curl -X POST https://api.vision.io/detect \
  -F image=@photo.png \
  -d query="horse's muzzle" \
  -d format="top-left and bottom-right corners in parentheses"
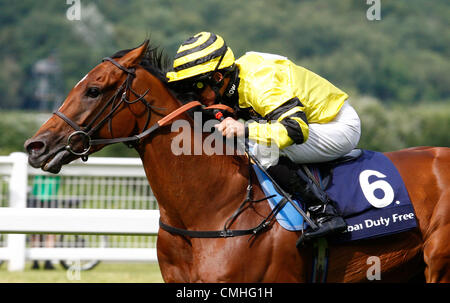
top-left (24, 136), bottom-right (70, 173)
top-left (25, 137), bottom-right (49, 167)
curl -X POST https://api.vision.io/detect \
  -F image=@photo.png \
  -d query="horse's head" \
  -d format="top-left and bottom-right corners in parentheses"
top-left (25, 40), bottom-right (164, 173)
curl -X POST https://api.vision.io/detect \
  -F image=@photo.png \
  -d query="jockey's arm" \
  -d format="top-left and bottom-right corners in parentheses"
top-left (215, 97), bottom-right (309, 149)
top-left (246, 97), bottom-right (309, 149)
top-left (215, 57), bottom-right (313, 148)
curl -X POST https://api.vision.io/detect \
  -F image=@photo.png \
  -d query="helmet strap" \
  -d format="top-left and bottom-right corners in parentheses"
top-left (214, 48), bottom-right (227, 73)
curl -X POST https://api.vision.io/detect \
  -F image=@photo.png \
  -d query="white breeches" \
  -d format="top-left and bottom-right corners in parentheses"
top-left (249, 101), bottom-right (361, 168)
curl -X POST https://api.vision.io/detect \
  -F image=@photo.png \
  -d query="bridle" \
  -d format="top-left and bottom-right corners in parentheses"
top-left (54, 57), bottom-right (232, 161)
top-left (54, 57), bottom-right (159, 161)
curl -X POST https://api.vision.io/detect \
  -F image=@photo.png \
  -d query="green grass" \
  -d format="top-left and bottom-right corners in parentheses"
top-left (0, 262), bottom-right (164, 283)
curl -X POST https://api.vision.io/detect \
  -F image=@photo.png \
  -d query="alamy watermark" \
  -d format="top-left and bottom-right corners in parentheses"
top-left (366, 0), bottom-right (381, 21)
top-left (66, 0), bottom-right (81, 21)
top-left (366, 256), bottom-right (381, 280)
top-left (66, 259), bottom-right (81, 281)
top-left (170, 113), bottom-right (280, 162)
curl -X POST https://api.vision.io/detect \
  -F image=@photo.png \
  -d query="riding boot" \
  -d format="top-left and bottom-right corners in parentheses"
top-left (296, 203), bottom-right (347, 246)
top-left (267, 159), bottom-right (347, 245)
top-left (293, 169), bottom-right (347, 246)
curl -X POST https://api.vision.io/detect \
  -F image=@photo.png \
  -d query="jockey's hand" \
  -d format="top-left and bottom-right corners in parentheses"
top-left (215, 117), bottom-right (245, 139)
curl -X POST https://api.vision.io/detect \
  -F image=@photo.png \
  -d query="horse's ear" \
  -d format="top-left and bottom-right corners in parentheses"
top-left (119, 40), bottom-right (149, 68)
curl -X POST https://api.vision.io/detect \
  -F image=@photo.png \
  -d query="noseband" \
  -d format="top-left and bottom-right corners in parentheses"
top-left (54, 57), bottom-right (152, 161)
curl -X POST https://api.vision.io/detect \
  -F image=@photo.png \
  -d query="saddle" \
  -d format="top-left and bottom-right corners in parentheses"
top-left (269, 149), bottom-right (363, 196)
top-left (302, 148), bottom-right (363, 188)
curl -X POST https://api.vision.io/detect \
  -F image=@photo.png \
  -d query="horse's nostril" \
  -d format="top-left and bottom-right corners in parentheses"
top-left (26, 140), bottom-right (46, 156)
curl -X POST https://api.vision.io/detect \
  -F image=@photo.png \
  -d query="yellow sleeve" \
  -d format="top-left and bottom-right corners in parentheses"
top-left (237, 53), bottom-right (309, 149)
top-left (247, 99), bottom-right (309, 149)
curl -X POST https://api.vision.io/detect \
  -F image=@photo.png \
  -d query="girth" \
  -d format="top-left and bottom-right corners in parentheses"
top-left (159, 182), bottom-right (286, 239)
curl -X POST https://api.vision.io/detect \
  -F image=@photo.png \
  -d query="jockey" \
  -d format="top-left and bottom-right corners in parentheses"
top-left (166, 32), bottom-right (361, 243)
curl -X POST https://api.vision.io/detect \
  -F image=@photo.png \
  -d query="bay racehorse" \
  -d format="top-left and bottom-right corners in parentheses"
top-left (24, 41), bottom-right (450, 282)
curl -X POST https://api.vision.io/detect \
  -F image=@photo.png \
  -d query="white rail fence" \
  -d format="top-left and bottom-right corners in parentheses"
top-left (0, 152), bottom-right (160, 271)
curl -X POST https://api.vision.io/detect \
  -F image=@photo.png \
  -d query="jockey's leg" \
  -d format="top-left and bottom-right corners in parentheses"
top-left (270, 101), bottom-right (361, 245)
top-left (267, 159), bottom-right (347, 245)
top-left (280, 101), bottom-right (361, 164)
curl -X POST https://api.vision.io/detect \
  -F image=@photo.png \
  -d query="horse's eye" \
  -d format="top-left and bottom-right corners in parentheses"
top-left (86, 87), bottom-right (101, 98)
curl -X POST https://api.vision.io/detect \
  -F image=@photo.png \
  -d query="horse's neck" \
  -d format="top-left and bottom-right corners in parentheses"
top-left (133, 81), bottom-right (249, 229)
top-left (139, 134), bottom-right (248, 229)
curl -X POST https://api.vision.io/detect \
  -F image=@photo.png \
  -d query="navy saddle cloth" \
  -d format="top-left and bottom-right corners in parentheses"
top-left (253, 150), bottom-right (417, 242)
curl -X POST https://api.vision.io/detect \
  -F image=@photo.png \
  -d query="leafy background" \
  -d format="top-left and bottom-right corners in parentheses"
top-left (0, 0), bottom-right (448, 156)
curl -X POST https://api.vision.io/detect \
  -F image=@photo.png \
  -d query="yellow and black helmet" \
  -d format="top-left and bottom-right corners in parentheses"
top-left (166, 32), bottom-right (235, 83)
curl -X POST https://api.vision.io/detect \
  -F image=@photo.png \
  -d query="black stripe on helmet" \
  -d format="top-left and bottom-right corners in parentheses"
top-left (173, 43), bottom-right (228, 72)
top-left (175, 33), bottom-right (218, 60)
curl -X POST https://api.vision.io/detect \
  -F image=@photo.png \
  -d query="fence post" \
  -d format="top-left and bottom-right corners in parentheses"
top-left (7, 152), bottom-right (28, 271)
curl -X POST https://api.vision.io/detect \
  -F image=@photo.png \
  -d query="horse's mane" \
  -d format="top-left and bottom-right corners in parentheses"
top-left (110, 40), bottom-right (171, 84)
